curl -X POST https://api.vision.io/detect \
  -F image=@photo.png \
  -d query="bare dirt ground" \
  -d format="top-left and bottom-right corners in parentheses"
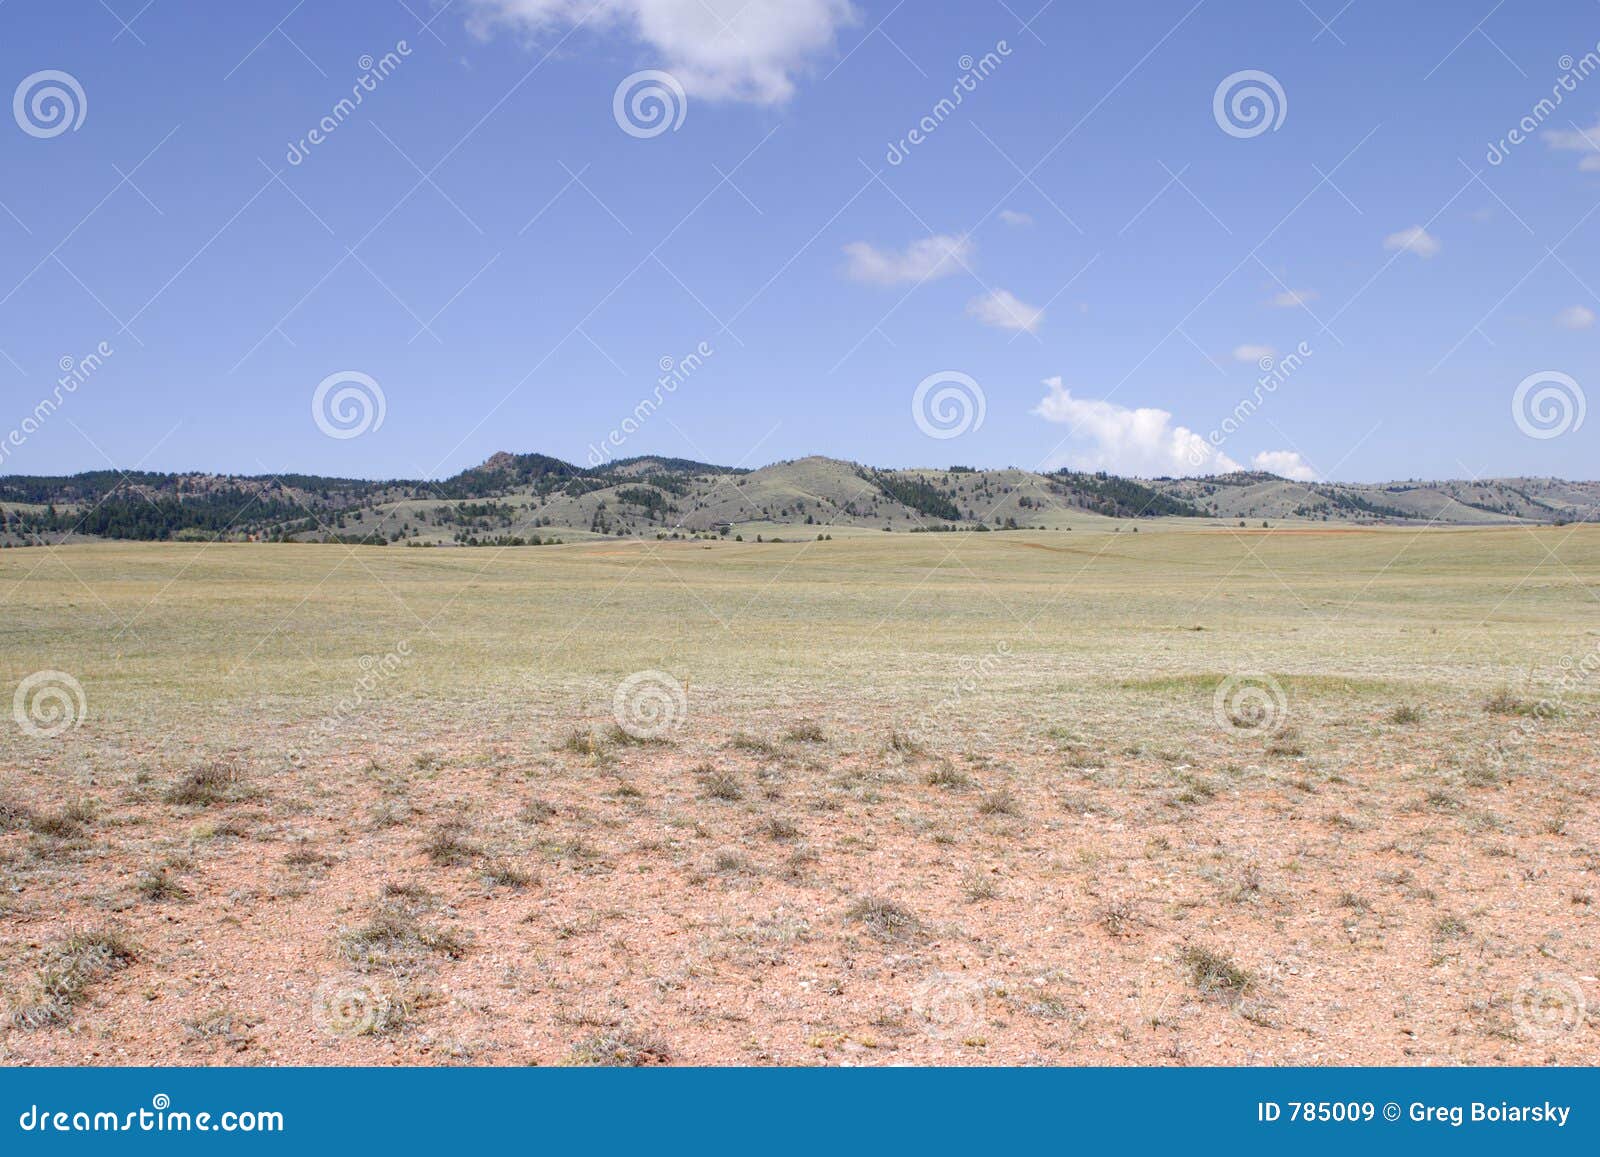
top-left (1, 529), bottom-right (1596, 1066)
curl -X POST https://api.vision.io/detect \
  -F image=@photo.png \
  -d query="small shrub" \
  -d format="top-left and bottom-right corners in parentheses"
top-left (1388, 703), bottom-right (1426, 725)
top-left (164, 762), bottom-right (246, 807)
top-left (783, 721), bottom-right (826, 743)
top-left (1180, 946), bottom-right (1252, 1002)
top-left (845, 896), bottom-right (925, 942)
top-left (519, 798), bottom-right (556, 824)
top-left (565, 1029), bottom-right (671, 1067)
top-left (925, 764), bottom-right (971, 790)
top-left (136, 868), bottom-right (191, 904)
top-left (977, 789), bottom-right (1019, 817)
top-left (763, 816), bottom-right (800, 842)
top-left (423, 823), bottom-right (482, 866)
top-left (695, 764), bottom-right (742, 802)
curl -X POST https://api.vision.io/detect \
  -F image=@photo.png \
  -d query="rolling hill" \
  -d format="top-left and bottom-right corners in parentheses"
top-left (2, 454), bottom-right (1596, 546)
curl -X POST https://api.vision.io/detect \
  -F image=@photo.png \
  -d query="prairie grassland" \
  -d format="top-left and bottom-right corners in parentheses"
top-left (0, 525), bottom-right (1596, 1065)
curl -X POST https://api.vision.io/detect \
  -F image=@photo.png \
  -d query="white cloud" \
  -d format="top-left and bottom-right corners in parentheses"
top-left (464, 0), bottom-right (856, 103)
top-left (1268, 288), bottom-right (1317, 307)
top-left (1543, 120), bottom-right (1600, 169)
top-left (1556, 304), bottom-right (1596, 330)
top-left (1251, 450), bottom-right (1317, 481)
top-left (1032, 379), bottom-right (1240, 477)
top-left (1382, 225), bottom-right (1440, 258)
top-left (998, 209), bottom-right (1033, 226)
top-left (842, 234), bottom-right (971, 285)
top-left (1233, 344), bottom-right (1275, 363)
top-left (967, 288), bottom-right (1043, 333)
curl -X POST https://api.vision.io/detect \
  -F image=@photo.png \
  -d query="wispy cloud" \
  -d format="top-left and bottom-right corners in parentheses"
top-left (464, 0), bottom-right (857, 103)
top-left (842, 234), bottom-right (972, 285)
top-left (1382, 224), bottom-right (1440, 258)
top-left (1268, 288), bottom-right (1317, 307)
top-left (998, 209), bottom-right (1034, 226)
top-left (967, 288), bottom-right (1043, 332)
top-left (1556, 304), bottom-right (1595, 330)
top-left (1542, 119), bottom-right (1600, 170)
top-left (1232, 344), bottom-right (1275, 362)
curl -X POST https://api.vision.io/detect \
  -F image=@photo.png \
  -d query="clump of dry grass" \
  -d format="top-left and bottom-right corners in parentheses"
top-left (694, 764), bottom-right (742, 802)
top-left (1388, 702), bottom-right (1426, 725)
top-left (783, 720), bottom-right (826, 743)
top-left (925, 764), bottom-right (970, 790)
top-left (164, 761), bottom-right (248, 807)
top-left (1098, 900), bottom-right (1138, 937)
top-left (26, 799), bottom-right (96, 839)
top-left (482, 860), bottom-right (535, 889)
top-left (1483, 686), bottom-right (1544, 717)
top-left (888, 730), bottom-right (927, 758)
top-left (423, 821), bottom-right (482, 866)
top-left (977, 788), bottom-right (1019, 817)
top-left (9, 927), bottom-right (137, 1030)
top-left (337, 894), bottom-right (468, 965)
top-left (136, 866), bottom-right (191, 903)
top-left (845, 896), bottom-right (926, 943)
top-left (727, 732), bottom-right (777, 756)
top-left (961, 867), bottom-right (1001, 902)
top-left (564, 1029), bottom-right (671, 1066)
top-left (518, 798), bottom-right (556, 824)
top-left (1265, 725), bottom-right (1305, 758)
top-left (763, 816), bottom-right (800, 841)
top-left (1180, 945), bottom-right (1253, 1002)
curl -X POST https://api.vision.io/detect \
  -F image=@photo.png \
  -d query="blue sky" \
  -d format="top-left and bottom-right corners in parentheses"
top-left (1, 0), bottom-right (1597, 482)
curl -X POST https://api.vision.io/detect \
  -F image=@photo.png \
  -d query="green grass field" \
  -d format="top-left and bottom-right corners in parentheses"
top-left (1, 526), bottom-right (1596, 1065)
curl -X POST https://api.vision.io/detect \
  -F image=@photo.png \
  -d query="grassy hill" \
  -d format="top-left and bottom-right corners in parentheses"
top-left (3, 453), bottom-right (1597, 546)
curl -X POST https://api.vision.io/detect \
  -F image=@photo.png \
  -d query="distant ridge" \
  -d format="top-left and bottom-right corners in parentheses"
top-left (2, 453), bottom-right (1596, 545)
